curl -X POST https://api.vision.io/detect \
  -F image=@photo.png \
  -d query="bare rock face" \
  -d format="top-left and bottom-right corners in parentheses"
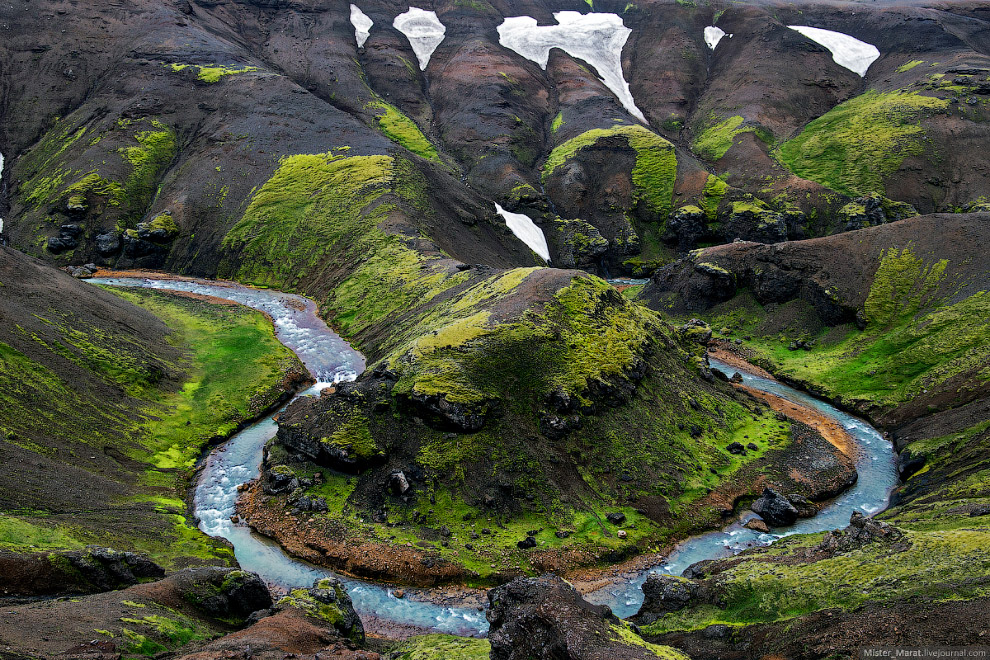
top-left (487, 574), bottom-right (683, 660)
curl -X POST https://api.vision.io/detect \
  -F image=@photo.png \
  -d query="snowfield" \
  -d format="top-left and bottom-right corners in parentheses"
top-left (497, 12), bottom-right (646, 123)
top-left (350, 4), bottom-right (373, 49)
top-left (495, 203), bottom-right (551, 262)
top-left (787, 25), bottom-right (880, 77)
top-left (393, 7), bottom-right (446, 70)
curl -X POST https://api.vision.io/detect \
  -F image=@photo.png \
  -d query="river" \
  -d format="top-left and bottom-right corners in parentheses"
top-left (89, 276), bottom-right (898, 635)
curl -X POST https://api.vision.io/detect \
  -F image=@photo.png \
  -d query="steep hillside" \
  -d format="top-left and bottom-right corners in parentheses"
top-left (0, 246), bottom-right (305, 567)
top-left (0, 0), bottom-right (988, 280)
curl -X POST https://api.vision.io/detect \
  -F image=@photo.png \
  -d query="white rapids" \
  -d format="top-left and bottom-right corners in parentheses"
top-left (497, 12), bottom-right (647, 123)
top-left (494, 203), bottom-right (551, 263)
top-left (393, 7), bottom-right (447, 70)
top-left (787, 25), bottom-right (880, 77)
top-left (350, 4), bottom-right (373, 49)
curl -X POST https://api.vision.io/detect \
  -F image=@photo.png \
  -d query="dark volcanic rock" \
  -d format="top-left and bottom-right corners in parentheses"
top-left (487, 574), bottom-right (669, 660)
top-left (633, 574), bottom-right (700, 625)
top-left (751, 487), bottom-right (800, 527)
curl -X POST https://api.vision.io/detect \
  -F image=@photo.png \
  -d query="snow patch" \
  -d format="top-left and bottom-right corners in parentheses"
top-left (787, 25), bottom-right (879, 77)
top-left (704, 26), bottom-right (730, 50)
top-left (497, 12), bottom-right (646, 123)
top-left (494, 203), bottom-right (550, 262)
top-left (393, 7), bottom-right (446, 70)
top-left (350, 4), bottom-right (373, 48)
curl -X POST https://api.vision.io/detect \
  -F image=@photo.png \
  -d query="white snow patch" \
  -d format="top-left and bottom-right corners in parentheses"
top-left (393, 7), bottom-right (446, 70)
top-left (350, 4), bottom-right (373, 48)
top-left (494, 203), bottom-right (550, 262)
top-left (787, 25), bottom-right (880, 77)
top-left (704, 26), bottom-right (730, 50)
top-left (497, 12), bottom-right (646, 123)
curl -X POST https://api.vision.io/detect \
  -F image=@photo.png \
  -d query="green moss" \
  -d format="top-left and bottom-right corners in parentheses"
top-left (277, 579), bottom-right (360, 641)
top-left (551, 111), bottom-right (565, 133)
top-left (64, 172), bottom-right (125, 207)
top-left (897, 60), bottom-right (924, 73)
top-left (778, 90), bottom-right (948, 196)
top-left (322, 416), bottom-right (382, 460)
top-left (700, 174), bottom-right (729, 220)
top-left (692, 115), bottom-right (745, 160)
top-left (168, 63), bottom-right (260, 83)
top-left (543, 125), bottom-right (677, 216)
top-left (366, 101), bottom-right (440, 161)
top-left (222, 151), bottom-right (397, 290)
top-left (118, 125), bottom-right (177, 224)
top-left (642, 528), bottom-right (990, 635)
top-left (389, 634), bottom-right (491, 659)
top-left (611, 623), bottom-right (690, 658)
top-left (0, 514), bottom-right (84, 552)
top-left (147, 213), bottom-right (179, 236)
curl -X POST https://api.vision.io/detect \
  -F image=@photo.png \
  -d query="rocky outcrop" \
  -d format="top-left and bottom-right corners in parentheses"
top-left (632, 574), bottom-right (703, 625)
top-left (487, 575), bottom-right (685, 660)
top-left (275, 577), bottom-right (364, 644)
top-left (0, 547), bottom-right (163, 597)
top-left (816, 511), bottom-right (905, 554)
top-left (750, 488), bottom-right (800, 527)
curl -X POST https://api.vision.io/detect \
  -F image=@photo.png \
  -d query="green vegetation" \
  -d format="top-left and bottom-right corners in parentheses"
top-left (778, 90), bottom-right (948, 197)
top-left (222, 151), bottom-right (397, 289)
top-left (692, 115), bottom-right (745, 160)
top-left (897, 59), bottom-right (924, 73)
top-left (551, 111), bottom-right (565, 133)
top-left (700, 174), bottom-right (729, 219)
top-left (277, 578), bottom-right (362, 641)
top-left (387, 635), bottom-right (491, 659)
top-left (542, 124), bottom-right (677, 216)
top-left (118, 123), bottom-right (177, 226)
top-left (641, 527), bottom-right (990, 634)
top-left (0, 288), bottom-right (301, 566)
top-left (167, 63), bottom-right (260, 83)
top-left (367, 100), bottom-right (440, 161)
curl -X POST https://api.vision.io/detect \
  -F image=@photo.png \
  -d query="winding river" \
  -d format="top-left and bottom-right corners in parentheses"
top-left (90, 276), bottom-right (898, 635)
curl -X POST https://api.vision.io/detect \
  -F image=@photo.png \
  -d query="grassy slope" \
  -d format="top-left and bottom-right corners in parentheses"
top-left (0, 286), bottom-right (302, 567)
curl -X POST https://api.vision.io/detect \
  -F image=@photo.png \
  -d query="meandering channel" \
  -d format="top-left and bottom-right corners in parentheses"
top-left (89, 276), bottom-right (898, 635)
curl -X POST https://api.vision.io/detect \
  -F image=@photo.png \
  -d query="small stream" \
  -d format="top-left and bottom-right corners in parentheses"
top-left (90, 277), bottom-right (897, 635)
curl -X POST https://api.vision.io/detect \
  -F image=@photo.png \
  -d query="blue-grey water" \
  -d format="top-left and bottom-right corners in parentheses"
top-left (90, 277), bottom-right (897, 633)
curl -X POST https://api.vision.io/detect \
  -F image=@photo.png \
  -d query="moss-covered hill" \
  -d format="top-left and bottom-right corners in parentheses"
top-left (237, 258), bottom-right (853, 584)
top-left (0, 246), bottom-right (305, 568)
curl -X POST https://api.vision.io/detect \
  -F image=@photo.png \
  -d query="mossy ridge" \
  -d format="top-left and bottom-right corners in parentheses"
top-left (366, 100), bottom-right (441, 161)
top-left (700, 174), bottom-right (729, 220)
top-left (691, 115), bottom-right (769, 161)
top-left (0, 288), bottom-right (300, 567)
top-left (221, 151), bottom-right (396, 289)
top-left (777, 89), bottom-right (948, 197)
top-left (542, 125), bottom-right (678, 217)
top-left (167, 63), bottom-right (260, 83)
top-left (640, 527), bottom-right (990, 635)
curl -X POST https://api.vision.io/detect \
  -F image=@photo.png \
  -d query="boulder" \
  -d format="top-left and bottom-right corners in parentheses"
top-left (605, 512), bottom-right (626, 525)
top-left (170, 567), bottom-right (273, 620)
top-left (277, 577), bottom-right (364, 643)
top-left (750, 488), bottom-right (799, 526)
top-left (633, 574), bottom-right (699, 625)
top-left (517, 536), bottom-right (537, 549)
top-left (488, 574), bottom-right (674, 660)
top-left (726, 442), bottom-right (745, 455)
top-left (264, 464), bottom-right (299, 495)
top-left (816, 511), bottom-right (904, 554)
top-left (95, 231), bottom-right (121, 255)
top-left (743, 518), bottom-right (770, 533)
